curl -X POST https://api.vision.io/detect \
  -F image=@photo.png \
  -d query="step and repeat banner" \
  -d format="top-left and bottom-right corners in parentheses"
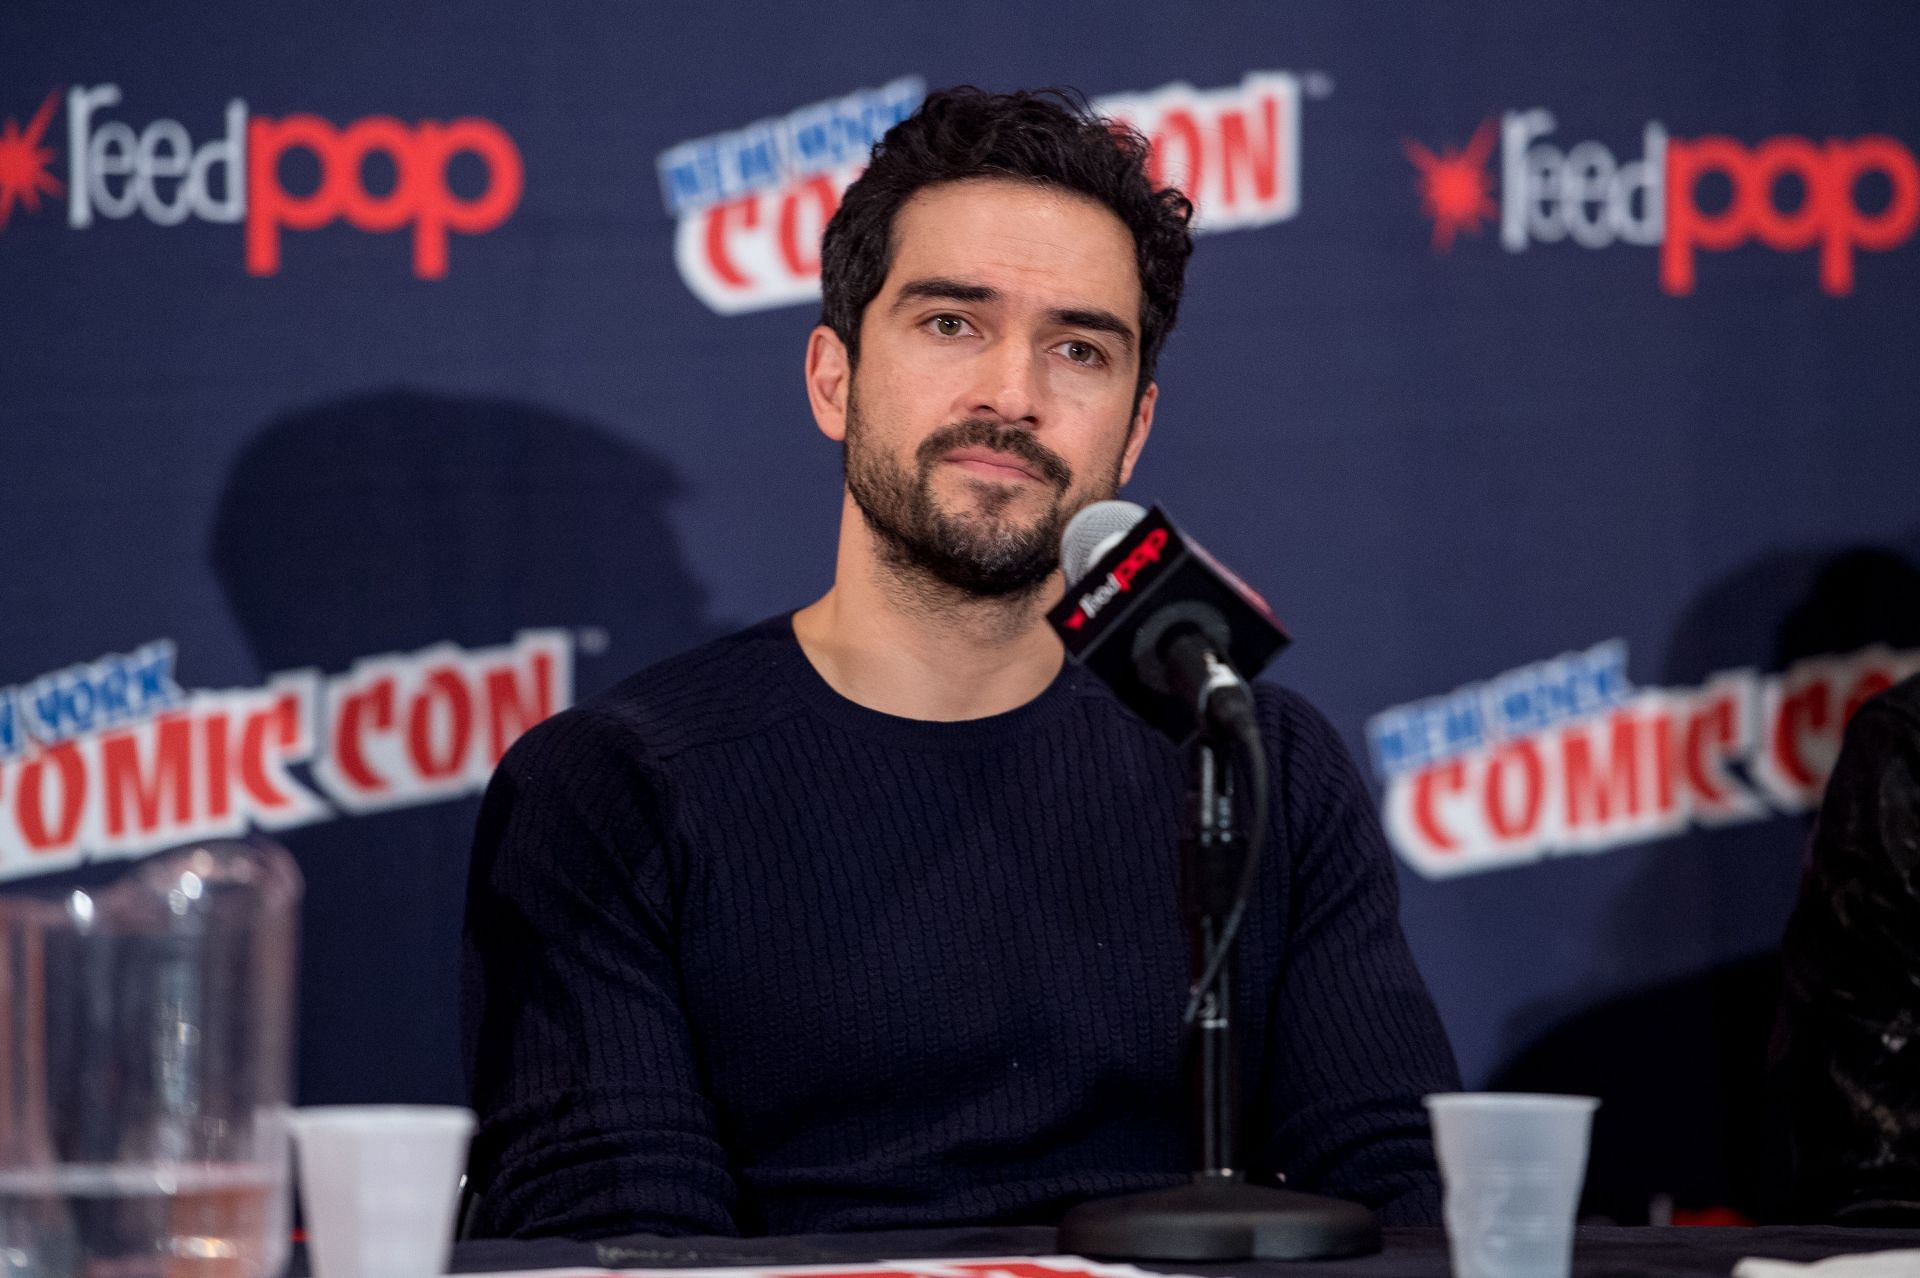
top-left (4, 0), bottom-right (1917, 1222)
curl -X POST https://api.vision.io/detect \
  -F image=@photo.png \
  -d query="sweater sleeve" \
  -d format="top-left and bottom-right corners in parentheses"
top-left (1251, 688), bottom-right (1462, 1225)
top-left (460, 709), bottom-right (738, 1239)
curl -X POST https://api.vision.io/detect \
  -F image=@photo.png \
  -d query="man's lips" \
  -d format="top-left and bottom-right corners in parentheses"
top-left (942, 447), bottom-right (1042, 483)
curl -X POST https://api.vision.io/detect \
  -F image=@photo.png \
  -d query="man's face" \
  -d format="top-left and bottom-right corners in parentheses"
top-left (820, 177), bottom-right (1158, 598)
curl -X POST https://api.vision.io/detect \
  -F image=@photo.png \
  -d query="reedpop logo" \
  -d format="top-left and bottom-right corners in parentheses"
top-left (1404, 110), bottom-right (1920, 294)
top-left (0, 84), bottom-right (523, 277)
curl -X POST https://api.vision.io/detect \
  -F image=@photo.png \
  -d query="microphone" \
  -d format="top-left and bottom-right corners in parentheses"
top-left (1051, 508), bottom-right (1376, 1264)
top-left (1050, 501), bottom-right (1290, 743)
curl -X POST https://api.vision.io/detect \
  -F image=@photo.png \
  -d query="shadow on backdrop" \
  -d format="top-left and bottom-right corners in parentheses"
top-left (1488, 531), bottom-right (1920, 1223)
top-left (211, 389), bottom-right (722, 1105)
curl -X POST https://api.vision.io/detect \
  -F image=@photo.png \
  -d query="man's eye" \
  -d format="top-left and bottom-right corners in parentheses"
top-left (931, 315), bottom-right (966, 336)
top-left (1061, 340), bottom-right (1105, 366)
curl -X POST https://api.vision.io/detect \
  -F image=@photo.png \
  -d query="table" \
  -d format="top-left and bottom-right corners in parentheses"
top-left (442, 1224), bottom-right (1920, 1277)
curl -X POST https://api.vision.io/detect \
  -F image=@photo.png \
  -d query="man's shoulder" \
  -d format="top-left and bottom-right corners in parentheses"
top-left (1055, 674), bottom-right (1364, 815)
top-left (506, 616), bottom-right (806, 774)
top-left (1251, 681), bottom-right (1352, 765)
top-left (1246, 680), bottom-right (1376, 824)
top-left (1059, 669), bottom-right (1349, 764)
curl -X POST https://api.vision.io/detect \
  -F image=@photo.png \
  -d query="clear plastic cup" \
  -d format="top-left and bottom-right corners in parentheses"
top-left (290, 1106), bottom-right (474, 1278)
top-left (1424, 1093), bottom-right (1599, 1278)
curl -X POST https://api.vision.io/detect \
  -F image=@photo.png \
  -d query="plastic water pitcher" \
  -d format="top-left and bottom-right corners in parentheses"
top-left (0, 839), bottom-right (302, 1278)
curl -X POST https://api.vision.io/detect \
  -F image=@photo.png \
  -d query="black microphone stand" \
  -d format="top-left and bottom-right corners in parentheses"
top-left (1057, 712), bottom-right (1382, 1261)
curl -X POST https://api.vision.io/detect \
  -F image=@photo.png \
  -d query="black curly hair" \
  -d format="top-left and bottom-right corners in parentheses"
top-left (818, 87), bottom-right (1195, 403)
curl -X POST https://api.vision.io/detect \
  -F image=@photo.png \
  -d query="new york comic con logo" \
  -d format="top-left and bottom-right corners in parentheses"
top-left (1404, 110), bottom-right (1920, 294)
top-left (660, 72), bottom-right (1312, 314)
top-left (1369, 639), bottom-right (1920, 878)
top-left (0, 85), bottom-right (522, 277)
top-left (0, 633), bottom-right (569, 882)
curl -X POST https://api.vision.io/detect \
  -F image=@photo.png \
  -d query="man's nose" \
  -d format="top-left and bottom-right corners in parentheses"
top-left (967, 338), bottom-right (1043, 428)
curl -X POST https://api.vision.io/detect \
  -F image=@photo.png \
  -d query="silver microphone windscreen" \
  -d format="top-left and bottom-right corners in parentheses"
top-left (1060, 500), bottom-right (1148, 583)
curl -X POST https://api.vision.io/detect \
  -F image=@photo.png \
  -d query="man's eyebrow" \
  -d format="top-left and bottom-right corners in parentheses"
top-left (890, 277), bottom-right (999, 309)
top-left (1049, 307), bottom-right (1137, 354)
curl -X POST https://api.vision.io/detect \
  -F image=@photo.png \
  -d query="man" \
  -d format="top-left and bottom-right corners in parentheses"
top-left (462, 87), bottom-right (1459, 1240)
top-left (1770, 671), bottom-right (1920, 1223)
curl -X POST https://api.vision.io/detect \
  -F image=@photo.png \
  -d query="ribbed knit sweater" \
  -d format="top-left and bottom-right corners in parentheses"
top-left (460, 615), bottom-right (1460, 1240)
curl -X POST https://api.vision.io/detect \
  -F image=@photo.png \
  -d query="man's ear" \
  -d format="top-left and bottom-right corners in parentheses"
top-left (806, 326), bottom-right (852, 442)
top-left (1117, 380), bottom-right (1158, 486)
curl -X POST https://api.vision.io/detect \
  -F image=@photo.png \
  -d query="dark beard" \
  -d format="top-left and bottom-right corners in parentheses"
top-left (843, 400), bottom-right (1093, 599)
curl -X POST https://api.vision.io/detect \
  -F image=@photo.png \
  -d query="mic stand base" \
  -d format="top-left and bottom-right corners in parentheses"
top-left (1056, 1175), bottom-right (1381, 1262)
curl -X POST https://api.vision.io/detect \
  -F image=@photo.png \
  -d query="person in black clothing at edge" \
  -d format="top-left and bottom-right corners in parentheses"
top-left (1771, 671), bottom-right (1920, 1223)
top-left (460, 87), bottom-right (1461, 1240)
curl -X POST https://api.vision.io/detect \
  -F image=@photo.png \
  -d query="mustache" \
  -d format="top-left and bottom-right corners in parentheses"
top-left (915, 419), bottom-right (1073, 489)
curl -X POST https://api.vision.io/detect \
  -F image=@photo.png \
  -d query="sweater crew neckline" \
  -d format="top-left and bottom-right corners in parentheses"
top-left (756, 612), bottom-right (1084, 750)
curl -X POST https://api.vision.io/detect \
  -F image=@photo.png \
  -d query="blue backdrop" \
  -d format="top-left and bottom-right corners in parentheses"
top-left (5, 0), bottom-right (1918, 1223)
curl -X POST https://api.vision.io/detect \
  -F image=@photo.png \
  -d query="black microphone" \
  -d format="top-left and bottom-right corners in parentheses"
top-left (1050, 507), bottom-right (1378, 1262)
top-left (1049, 501), bottom-right (1290, 743)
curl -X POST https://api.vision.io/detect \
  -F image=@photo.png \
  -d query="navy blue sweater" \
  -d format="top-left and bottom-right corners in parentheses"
top-left (461, 616), bottom-right (1459, 1239)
